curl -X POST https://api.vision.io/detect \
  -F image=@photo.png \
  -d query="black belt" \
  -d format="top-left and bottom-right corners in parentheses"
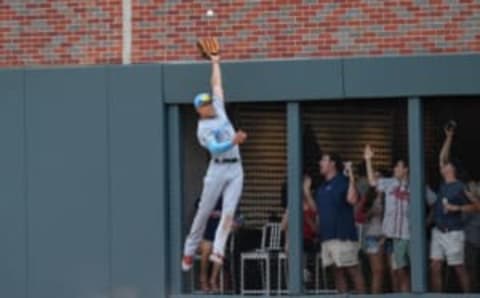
top-left (214, 158), bottom-right (239, 164)
top-left (436, 226), bottom-right (461, 233)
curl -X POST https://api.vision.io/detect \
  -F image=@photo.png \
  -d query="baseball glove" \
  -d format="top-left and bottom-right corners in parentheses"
top-left (197, 37), bottom-right (220, 59)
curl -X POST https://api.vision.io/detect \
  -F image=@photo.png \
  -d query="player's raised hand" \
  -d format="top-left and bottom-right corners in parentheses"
top-left (233, 130), bottom-right (247, 145)
top-left (210, 54), bottom-right (220, 63)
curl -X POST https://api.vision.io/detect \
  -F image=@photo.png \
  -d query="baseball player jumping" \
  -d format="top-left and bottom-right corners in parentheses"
top-left (182, 38), bottom-right (247, 277)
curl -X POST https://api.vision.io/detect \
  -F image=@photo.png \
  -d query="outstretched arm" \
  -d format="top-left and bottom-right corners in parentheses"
top-left (210, 55), bottom-right (224, 100)
top-left (345, 162), bottom-right (358, 205)
top-left (439, 127), bottom-right (454, 168)
top-left (364, 144), bottom-right (377, 187)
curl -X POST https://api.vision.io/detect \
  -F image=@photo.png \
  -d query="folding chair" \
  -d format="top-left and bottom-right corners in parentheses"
top-left (240, 223), bottom-right (284, 295)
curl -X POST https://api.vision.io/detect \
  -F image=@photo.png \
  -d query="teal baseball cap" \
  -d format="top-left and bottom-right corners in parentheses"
top-left (193, 93), bottom-right (212, 108)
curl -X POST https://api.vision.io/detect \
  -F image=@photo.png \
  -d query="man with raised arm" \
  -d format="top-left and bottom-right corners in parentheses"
top-left (430, 124), bottom-right (474, 292)
top-left (315, 154), bottom-right (366, 293)
top-left (182, 41), bottom-right (247, 292)
top-left (364, 145), bottom-right (411, 292)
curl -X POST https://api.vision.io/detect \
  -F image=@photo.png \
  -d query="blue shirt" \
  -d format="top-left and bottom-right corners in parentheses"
top-left (315, 174), bottom-right (357, 242)
top-left (434, 181), bottom-right (468, 231)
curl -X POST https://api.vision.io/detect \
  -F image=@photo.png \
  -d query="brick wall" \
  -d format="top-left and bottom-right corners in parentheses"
top-left (0, 0), bottom-right (122, 67)
top-left (1, 0), bottom-right (480, 67)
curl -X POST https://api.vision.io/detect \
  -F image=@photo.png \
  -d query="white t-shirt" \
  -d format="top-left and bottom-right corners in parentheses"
top-left (197, 96), bottom-right (240, 160)
top-left (377, 178), bottom-right (410, 240)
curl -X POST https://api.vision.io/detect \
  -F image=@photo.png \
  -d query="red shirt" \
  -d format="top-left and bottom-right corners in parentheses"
top-left (355, 195), bottom-right (367, 224)
top-left (304, 207), bottom-right (317, 240)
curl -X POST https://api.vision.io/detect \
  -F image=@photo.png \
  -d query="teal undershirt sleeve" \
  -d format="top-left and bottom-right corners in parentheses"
top-left (207, 139), bottom-right (234, 154)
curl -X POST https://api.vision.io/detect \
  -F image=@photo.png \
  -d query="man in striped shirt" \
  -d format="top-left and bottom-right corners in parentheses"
top-left (364, 145), bottom-right (411, 292)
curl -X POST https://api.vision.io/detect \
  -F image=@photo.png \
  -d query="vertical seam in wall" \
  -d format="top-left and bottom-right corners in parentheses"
top-left (122, 0), bottom-right (132, 65)
top-left (105, 67), bottom-right (113, 298)
top-left (160, 64), bottom-right (168, 296)
top-left (22, 70), bottom-right (29, 298)
top-left (161, 65), bottom-right (172, 297)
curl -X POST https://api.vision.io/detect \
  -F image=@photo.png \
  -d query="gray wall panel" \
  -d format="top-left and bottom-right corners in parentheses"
top-left (165, 55), bottom-right (480, 103)
top-left (0, 70), bottom-right (26, 298)
top-left (25, 68), bottom-right (109, 298)
top-left (163, 63), bottom-right (207, 104)
top-left (107, 66), bottom-right (165, 298)
top-left (164, 59), bottom-right (343, 103)
top-left (344, 55), bottom-right (480, 98)
top-left (0, 53), bottom-right (478, 298)
top-left (167, 106), bottom-right (183, 293)
top-left (181, 106), bottom-right (207, 232)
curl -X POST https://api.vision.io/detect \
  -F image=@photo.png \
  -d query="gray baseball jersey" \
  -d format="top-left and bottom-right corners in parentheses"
top-left (197, 96), bottom-right (240, 160)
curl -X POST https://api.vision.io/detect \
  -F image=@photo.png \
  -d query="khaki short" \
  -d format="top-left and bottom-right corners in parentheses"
top-left (322, 240), bottom-right (359, 268)
top-left (430, 228), bottom-right (465, 266)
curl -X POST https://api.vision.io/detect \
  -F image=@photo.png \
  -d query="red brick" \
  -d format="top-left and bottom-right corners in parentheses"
top-left (1, 0), bottom-right (480, 66)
